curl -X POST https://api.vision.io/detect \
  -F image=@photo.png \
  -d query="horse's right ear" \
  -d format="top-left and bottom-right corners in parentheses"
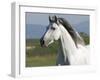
top-left (49, 16), bottom-right (52, 22)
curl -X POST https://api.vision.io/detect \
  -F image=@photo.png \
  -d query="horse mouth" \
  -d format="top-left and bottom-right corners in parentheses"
top-left (40, 37), bottom-right (54, 47)
top-left (41, 43), bottom-right (48, 47)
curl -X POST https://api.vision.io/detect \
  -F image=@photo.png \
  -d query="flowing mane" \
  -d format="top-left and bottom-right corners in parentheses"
top-left (58, 18), bottom-right (85, 47)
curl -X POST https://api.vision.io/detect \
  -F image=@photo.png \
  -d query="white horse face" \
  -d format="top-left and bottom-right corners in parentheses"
top-left (40, 16), bottom-right (61, 47)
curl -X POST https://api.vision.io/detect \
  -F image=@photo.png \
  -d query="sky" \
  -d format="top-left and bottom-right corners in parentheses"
top-left (26, 12), bottom-right (89, 26)
top-left (26, 12), bottom-right (89, 39)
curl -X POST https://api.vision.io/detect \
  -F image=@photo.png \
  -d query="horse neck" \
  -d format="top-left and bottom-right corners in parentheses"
top-left (59, 25), bottom-right (77, 62)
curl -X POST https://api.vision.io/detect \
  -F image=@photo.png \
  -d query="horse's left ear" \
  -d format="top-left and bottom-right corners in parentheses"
top-left (54, 16), bottom-right (60, 25)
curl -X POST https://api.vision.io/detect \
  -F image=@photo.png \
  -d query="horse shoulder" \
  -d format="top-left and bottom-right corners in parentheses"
top-left (74, 44), bottom-right (90, 64)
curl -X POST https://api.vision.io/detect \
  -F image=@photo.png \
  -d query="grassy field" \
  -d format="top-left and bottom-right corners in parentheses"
top-left (26, 55), bottom-right (56, 67)
top-left (26, 39), bottom-right (58, 67)
top-left (26, 32), bottom-right (89, 67)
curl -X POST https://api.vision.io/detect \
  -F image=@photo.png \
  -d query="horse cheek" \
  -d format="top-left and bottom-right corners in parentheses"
top-left (54, 31), bottom-right (60, 40)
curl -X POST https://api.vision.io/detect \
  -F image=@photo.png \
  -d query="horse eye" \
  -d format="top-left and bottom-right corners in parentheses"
top-left (51, 27), bottom-right (56, 30)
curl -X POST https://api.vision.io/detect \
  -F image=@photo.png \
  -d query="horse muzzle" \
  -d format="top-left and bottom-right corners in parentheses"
top-left (40, 38), bottom-right (47, 47)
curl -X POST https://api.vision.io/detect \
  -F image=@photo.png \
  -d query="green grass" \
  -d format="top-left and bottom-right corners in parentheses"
top-left (26, 39), bottom-right (58, 67)
top-left (79, 32), bottom-right (90, 45)
top-left (26, 54), bottom-right (56, 67)
top-left (26, 39), bottom-right (58, 56)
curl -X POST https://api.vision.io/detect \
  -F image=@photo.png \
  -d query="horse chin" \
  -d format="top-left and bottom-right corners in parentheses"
top-left (44, 40), bottom-right (54, 47)
top-left (42, 44), bottom-right (48, 47)
top-left (41, 42), bottom-right (49, 47)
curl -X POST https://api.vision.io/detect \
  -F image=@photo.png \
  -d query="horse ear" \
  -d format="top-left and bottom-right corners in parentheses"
top-left (54, 15), bottom-right (57, 22)
top-left (49, 16), bottom-right (52, 22)
top-left (54, 16), bottom-right (60, 25)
